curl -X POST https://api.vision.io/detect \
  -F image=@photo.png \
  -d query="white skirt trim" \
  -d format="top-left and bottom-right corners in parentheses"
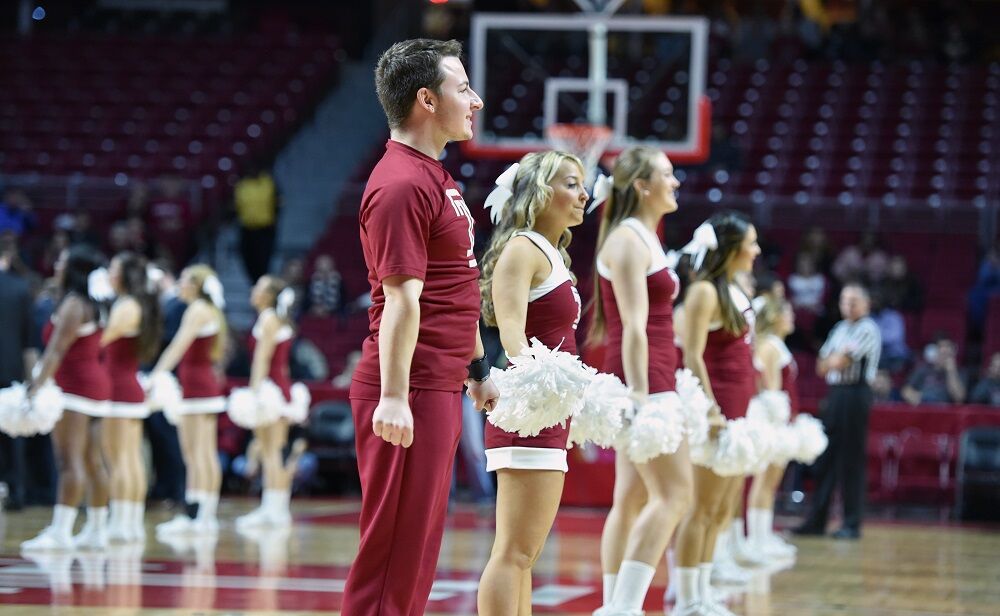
top-left (108, 401), bottom-right (150, 419)
top-left (177, 396), bottom-right (226, 414)
top-left (63, 394), bottom-right (111, 417)
top-left (485, 446), bottom-right (568, 472)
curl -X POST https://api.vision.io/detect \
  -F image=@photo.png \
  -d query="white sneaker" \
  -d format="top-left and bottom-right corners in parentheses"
top-left (108, 523), bottom-right (133, 544)
top-left (190, 516), bottom-right (220, 535)
top-left (765, 534), bottom-right (797, 555)
top-left (236, 507), bottom-right (291, 531)
top-left (21, 527), bottom-right (74, 552)
top-left (702, 599), bottom-right (738, 616)
top-left (711, 558), bottom-right (751, 585)
top-left (670, 602), bottom-right (707, 616)
top-left (73, 522), bottom-right (108, 551)
top-left (156, 514), bottom-right (193, 536)
top-left (730, 536), bottom-right (768, 567)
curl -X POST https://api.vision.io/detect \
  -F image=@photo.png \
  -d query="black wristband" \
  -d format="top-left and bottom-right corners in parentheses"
top-left (467, 354), bottom-right (490, 382)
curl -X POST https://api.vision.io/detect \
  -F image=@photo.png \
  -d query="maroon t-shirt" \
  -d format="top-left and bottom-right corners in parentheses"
top-left (353, 141), bottom-right (480, 392)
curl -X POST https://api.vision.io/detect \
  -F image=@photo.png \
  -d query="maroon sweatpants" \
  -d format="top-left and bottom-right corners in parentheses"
top-left (341, 382), bottom-right (463, 616)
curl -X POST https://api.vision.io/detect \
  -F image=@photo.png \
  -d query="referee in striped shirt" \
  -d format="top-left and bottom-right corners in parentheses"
top-left (796, 283), bottom-right (881, 539)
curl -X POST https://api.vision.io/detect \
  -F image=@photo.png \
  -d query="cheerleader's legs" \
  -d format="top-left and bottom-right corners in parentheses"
top-left (104, 418), bottom-right (147, 502)
top-left (51, 410), bottom-right (91, 507)
top-left (600, 453), bottom-right (646, 599)
top-left (478, 468), bottom-right (565, 616)
top-left (83, 419), bottom-right (110, 507)
top-left (674, 467), bottom-right (738, 610)
top-left (748, 464), bottom-right (786, 511)
top-left (257, 419), bottom-right (291, 491)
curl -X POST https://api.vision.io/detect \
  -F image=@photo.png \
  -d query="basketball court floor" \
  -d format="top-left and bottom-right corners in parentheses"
top-left (1, 499), bottom-right (998, 615)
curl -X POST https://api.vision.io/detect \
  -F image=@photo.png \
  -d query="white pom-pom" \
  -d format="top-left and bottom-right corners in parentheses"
top-left (675, 369), bottom-right (712, 446)
top-left (487, 338), bottom-right (595, 438)
top-left (569, 372), bottom-right (628, 448)
top-left (285, 382), bottom-right (311, 424)
top-left (769, 423), bottom-right (800, 465)
top-left (227, 387), bottom-right (261, 429)
top-left (144, 372), bottom-right (183, 424)
top-left (622, 393), bottom-right (685, 464)
top-left (257, 380), bottom-right (287, 424)
top-left (711, 418), bottom-right (762, 476)
top-left (0, 382), bottom-right (65, 437)
top-left (792, 414), bottom-right (828, 464)
top-left (749, 390), bottom-right (791, 425)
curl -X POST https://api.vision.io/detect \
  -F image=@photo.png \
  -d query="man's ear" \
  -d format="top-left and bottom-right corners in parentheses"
top-left (415, 87), bottom-right (436, 114)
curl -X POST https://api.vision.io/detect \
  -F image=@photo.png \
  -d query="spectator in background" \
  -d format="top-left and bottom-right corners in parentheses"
top-left (833, 231), bottom-right (888, 284)
top-left (872, 293), bottom-right (910, 373)
top-left (308, 255), bottom-right (343, 317)
top-left (234, 161), bottom-right (279, 283)
top-left (797, 226), bottom-right (834, 276)
top-left (881, 255), bottom-right (923, 313)
top-left (147, 177), bottom-right (194, 268)
top-left (0, 189), bottom-right (37, 237)
top-left (872, 369), bottom-right (902, 403)
top-left (969, 353), bottom-right (1000, 406)
top-left (788, 254), bottom-right (826, 314)
top-left (968, 249), bottom-right (1000, 335)
top-left (37, 230), bottom-right (70, 278)
top-left (71, 211), bottom-right (101, 248)
top-left (901, 338), bottom-right (967, 405)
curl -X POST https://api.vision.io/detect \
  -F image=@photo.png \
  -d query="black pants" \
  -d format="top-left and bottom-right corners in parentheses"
top-left (239, 224), bottom-right (276, 284)
top-left (803, 384), bottom-right (872, 531)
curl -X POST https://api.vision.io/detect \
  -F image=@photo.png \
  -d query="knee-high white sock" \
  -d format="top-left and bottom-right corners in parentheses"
top-left (131, 500), bottom-right (146, 533)
top-left (713, 526), bottom-right (730, 562)
top-left (197, 491), bottom-right (218, 520)
top-left (52, 504), bottom-right (78, 537)
top-left (731, 517), bottom-right (747, 549)
top-left (108, 500), bottom-right (126, 529)
top-left (748, 507), bottom-right (768, 543)
top-left (611, 560), bottom-right (656, 610)
top-left (675, 567), bottom-right (699, 607)
top-left (760, 508), bottom-right (774, 539)
top-left (602, 573), bottom-right (617, 605)
top-left (698, 563), bottom-right (714, 603)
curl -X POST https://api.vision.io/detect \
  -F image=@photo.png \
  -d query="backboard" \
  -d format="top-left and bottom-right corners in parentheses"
top-left (463, 12), bottom-right (711, 166)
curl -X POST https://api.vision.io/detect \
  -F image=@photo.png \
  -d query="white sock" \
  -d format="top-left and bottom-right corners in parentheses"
top-left (87, 507), bottom-right (109, 532)
top-left (731, 517), bottom-right (746, 548)
top-left (748, 507), bottom-right (768, 544)
top-left (760, 508), bottom-right (774, 540)
top-left (52, 504), bottom-right (78, 537)
top-left (713, 526), bottom-right (729, 562)
top-left (185, 488), bottom-right (198, 505)
top-left (108, 500), bottom-right (126, 528)
top-left (197, 491), bottom-right (218, 520)
top-left (698, 563), bottom-right (714, 603)
top-left (262, 489), bottom-right (290, 514)
top-left (675, 567), bottom-right (699, 607)
top-left (602, 573), bottom-right (617, 606)
top-left (611, 560), bottom-right (656, 610)
top-left (131, 501), bottom-right (146, 533)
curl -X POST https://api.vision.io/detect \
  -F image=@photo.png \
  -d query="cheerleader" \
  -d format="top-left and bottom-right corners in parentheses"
top-left (21, 246), bottom-right (112, 551)
top-left (673, 212), bottom-right (760, 616)
top-left (150, 265), bottom-right (227, 535)
top-left (746, 297), bottom-right (798, 559)
top-left (102, 252), bottom-right (162, 543)
top-left (589, 146), bottom-right (693, 614)
top-left (476, 151), bottom-right (588, 615)
top-left (234, 275), bottom-right (309, 530)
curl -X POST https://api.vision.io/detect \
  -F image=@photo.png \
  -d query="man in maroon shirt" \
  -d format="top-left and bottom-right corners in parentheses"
top-left (342, 39), bottom-right (500, 615)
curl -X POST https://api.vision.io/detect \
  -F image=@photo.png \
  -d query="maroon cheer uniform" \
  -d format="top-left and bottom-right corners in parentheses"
top-left (105, 334), bottom-right (147, 418)
top-left (176, 320), bottom-right (225, 414)
top-left (484, 231), bottom-right (582, 472)
top-left (703, 285), bottom-right (756, 419)
top-left (249, 309), bottom-right (294, 402)
top-left (43, 318), bottom-right (111, 416)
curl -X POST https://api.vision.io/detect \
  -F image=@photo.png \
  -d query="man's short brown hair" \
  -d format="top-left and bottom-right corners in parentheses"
top-left (375, 38), bottom-right (463, 130)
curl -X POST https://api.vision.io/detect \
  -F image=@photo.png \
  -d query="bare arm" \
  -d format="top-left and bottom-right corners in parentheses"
top-left (491, 237), bottom-right (544, 359)
top-left (378, 275), bottom-right (423, 399)
top-left (249, 311), bottom-right (280, 389)
top-left (756, 340), bottom-right (782, 392)
top-left (681, 281), bottom-right (720, 406)
top-left (945, 364), bottom-right (967, 403)
top-left (152, 300), bottom-right (214, 374)
top-left (101, 297), bottom-right (141, 346)
top-left (29, 297), bottom-right (84, 391)
top-left (602, 228), bottom-right (652, 397)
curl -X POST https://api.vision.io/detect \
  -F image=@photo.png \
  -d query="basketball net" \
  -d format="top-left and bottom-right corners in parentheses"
top-left (545, 123), bottom-right (614, 188)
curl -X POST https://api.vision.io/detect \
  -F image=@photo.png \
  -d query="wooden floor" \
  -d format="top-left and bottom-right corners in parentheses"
top-left (1, 499), bottom-right (998, 615)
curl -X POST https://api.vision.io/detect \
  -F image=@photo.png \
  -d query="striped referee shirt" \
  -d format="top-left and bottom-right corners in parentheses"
top-left (819, 316), bottom-right (882, 386)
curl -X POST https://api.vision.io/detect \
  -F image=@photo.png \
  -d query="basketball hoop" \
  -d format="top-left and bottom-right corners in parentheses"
top-left (545, 123), bottom-right (614, 186)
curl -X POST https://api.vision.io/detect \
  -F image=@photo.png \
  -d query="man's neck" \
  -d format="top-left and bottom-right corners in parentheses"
top-left (390, 126), bottom-right (446, 160)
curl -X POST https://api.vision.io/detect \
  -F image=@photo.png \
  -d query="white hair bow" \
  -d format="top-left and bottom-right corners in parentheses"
top-left (145, 264), bottom-right (164, 294)
top-left (88, 268), bottom-right (115, 302)
top-left (276, 287), bottom-right (296, 319)
top-left (202, 275), bottom-right (226, 309)
top-left (483, 163), bottom-right (519, 224)
top-left (751, 295), bottom-right (768, 314)
top-left (587, 174), bottom-right (613, 214)
top-left (681, 222), bottom-right (719, 271)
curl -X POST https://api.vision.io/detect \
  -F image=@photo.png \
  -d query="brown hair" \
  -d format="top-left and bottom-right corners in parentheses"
top-left (696, 211), bottom-right (753, 336)
top-left (375, 38), bottom-right (463, 129)
top-left (587, 146), bottom-right (662, 345)
top-left (182, 264), bottom-right (228, 362)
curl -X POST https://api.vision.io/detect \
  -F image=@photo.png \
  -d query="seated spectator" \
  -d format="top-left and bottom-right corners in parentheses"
top-left (881, 255), bottom-right (923, 313)
top-left (0, 189), bottom-right (36, 237)
top-left (969, 353), bottom-right (1000, 406)
top-left (833, 230), bottom-right (888, 284)
top-left (901, 338), bottom-right (967, 405)
top-left (309, 255), bottom-right (343, 317)
top-left (788, 254), bottom-right (826, 313)
top-left (873, 294), bottom-right (910, 372)
top-left (967, 249), bottom-right (1000, 333)
top-left (872, 369), bottom-right (902, 403)
top-left (797, 226), bottom-right (834, 276)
